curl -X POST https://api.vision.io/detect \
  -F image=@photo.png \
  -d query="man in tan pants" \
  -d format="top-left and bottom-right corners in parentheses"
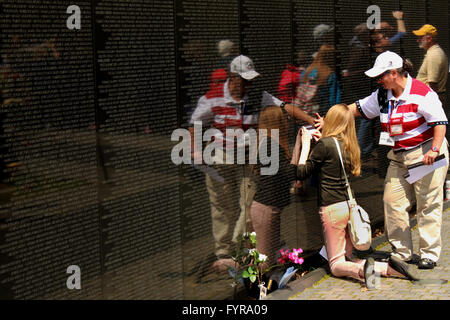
top-left (384, 140), bottom-right (448, 264)
top-left (346, 51), bottom-right (448, 269)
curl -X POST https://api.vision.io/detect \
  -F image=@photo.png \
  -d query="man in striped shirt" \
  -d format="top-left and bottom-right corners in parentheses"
top-left (348, 51), bottom-right (448, 269)
top-left (189, 55), bottom-right (315, 271)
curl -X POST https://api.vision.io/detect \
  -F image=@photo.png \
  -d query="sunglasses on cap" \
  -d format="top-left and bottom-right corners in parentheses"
top-left (374, 70), bottom-right (391, 81)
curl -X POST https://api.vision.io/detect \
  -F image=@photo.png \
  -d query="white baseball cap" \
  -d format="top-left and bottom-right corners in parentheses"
top-left (230, 55), bottom-right (260, 80)
top-left (313, 24), bottom-right (334, 41)
top-left (365, 51), bottom-right (403, 78)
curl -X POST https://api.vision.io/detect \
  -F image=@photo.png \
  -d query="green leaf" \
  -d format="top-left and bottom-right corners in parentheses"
top-left (242, 270), bottom-right (250, 278)
top-left (248, 266), bottom-right (255, 274)
top-left (250, 275), bottom-right (257, 283)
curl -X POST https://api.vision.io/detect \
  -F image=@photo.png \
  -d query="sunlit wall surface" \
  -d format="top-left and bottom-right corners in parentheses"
top-left (0, 0), bottom-right (448, 299)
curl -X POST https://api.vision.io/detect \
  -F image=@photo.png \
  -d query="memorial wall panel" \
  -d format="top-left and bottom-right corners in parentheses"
top-left (94, 0), bottom-right (181, 299)
top-left (176, 0), bottom-right (241, 300)
top-left (0, 0), bottom-right (448, 300)
top-left (0, 0), bottom-right (100, 299)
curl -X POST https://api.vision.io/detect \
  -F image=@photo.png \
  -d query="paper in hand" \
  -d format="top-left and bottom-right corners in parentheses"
top-left (403, 154), bottom-right (447, 184)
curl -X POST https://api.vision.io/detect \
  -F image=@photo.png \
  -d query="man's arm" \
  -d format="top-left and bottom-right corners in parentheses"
top-left (284, 104), bottom-right (315, 125)
top-left (392, 11), bottom-right (406, 33)
top-left (423, 124), bottom-right (446, 165)
top-left (313, 103), bottom-right (362, 129)
top-left (348, 103), bottom-right (362, 117)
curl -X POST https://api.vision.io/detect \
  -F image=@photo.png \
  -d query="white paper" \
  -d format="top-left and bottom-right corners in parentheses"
top-left (278, 266), bottom-right (298, 289)
top-left (379, 132), bottom-right (395, 146)
top-left (404, 155), bottom-right (448, 184)
top-left (319, 245), bottom-right (328, 261)
top-left (303, 124), bottom-right (317, 136)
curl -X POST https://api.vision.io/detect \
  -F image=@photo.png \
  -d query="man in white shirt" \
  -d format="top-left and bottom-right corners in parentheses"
top-left (345, 51), bottom-right (448, 270)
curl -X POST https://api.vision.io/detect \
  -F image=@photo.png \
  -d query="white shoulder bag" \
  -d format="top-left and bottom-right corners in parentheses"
top-left (333, 138), bottom-right (372, 251)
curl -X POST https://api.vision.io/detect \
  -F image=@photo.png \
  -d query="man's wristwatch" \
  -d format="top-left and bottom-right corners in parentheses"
top-left (431, 146), bottom-right (440, 153)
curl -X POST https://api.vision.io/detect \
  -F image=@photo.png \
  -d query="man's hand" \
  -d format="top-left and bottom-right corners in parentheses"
top-left (422, 149), bottom-right (439, 165)
top-left (284, 104), bottom-right (315, 125)
top-left (392, 11), bottom-right (403, 20)
top-left (423, 125), bottom-right (446, 165)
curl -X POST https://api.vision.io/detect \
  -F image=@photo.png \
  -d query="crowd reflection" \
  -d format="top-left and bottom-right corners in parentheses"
top-left (186, 9), bottom-right (449, 288)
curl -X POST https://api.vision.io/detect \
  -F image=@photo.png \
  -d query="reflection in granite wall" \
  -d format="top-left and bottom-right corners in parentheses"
top-left (0, 0), bottom-right (448, 299)
top-left (0, 1), bottom-right (100, 299)
top-left (94, 0), bottom-right (181, 299)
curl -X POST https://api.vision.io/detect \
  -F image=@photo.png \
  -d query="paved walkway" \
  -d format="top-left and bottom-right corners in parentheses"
top-left (285, 206), bottom-right (450, 300)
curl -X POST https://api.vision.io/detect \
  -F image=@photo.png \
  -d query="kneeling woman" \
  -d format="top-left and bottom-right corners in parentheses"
top-left (293, 104), bottom-right (418, 288)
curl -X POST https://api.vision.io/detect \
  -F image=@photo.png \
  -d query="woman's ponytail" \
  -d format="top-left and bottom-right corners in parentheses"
top-left (397, 57), bottom-right (414, 76)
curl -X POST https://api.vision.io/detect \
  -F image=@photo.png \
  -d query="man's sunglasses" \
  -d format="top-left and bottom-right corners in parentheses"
top-left (374, 70), bottom-right (391, 81)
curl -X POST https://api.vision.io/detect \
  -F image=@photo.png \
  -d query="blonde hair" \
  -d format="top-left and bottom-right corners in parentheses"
top-left (258, 106), bottom-right (290, 160)
top-left (322, 104), bottom-right (361, 176)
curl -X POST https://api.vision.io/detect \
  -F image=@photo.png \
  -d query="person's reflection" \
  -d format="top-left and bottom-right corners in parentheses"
top-left (208, 68), bottom-right (227, 97)
top-left (249, 106), bottom-right (296, 268)
top-left (188, 55), bottom-right (287, 273)
top-left (370, 11), bottom-right (406, 53)
top-left (344, 11), bottom-right (407, 161)
top-left (278, 50), bottom-right (311, 104)
top-left (217, 39), bottom-right (238, 71)
top-left (278, 50), bottom-right (312, 195)
top-left (296, 43), bottom-right (340, 117)
top-left (345, 12), bottom-right (406, 80)
top-left (312, 24), bottom-right (334, 58)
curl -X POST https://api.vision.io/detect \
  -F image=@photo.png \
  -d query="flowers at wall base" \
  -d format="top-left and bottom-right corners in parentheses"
top-left (230, 232), bottom-right (276, 287)
top-left (277, 247), bottom-right (304, 268)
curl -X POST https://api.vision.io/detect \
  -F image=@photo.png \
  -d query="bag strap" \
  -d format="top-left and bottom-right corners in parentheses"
top-left (332, 137), bottom-right (356, 206)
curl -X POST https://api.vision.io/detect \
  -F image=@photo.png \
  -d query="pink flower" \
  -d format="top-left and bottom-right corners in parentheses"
top-left (288, 252), bottom-right (297, 261)
top-left (288, 251), bottom-right (304, 265)
top-left (279, 248), bottom-right (304, 265)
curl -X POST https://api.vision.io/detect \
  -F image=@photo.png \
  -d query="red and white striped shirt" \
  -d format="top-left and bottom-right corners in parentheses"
top-left (357, 75), bottom-right (448, 151)
top-left (190, 79), bottom-right (282, 148)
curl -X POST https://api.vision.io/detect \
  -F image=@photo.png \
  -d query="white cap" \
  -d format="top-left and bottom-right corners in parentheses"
top-left (313, 24), bottom-right (334, 41)
top-left (230, 55), bottom-right (260, 80)
top-left (365, 51), bottom-right (403, 78)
